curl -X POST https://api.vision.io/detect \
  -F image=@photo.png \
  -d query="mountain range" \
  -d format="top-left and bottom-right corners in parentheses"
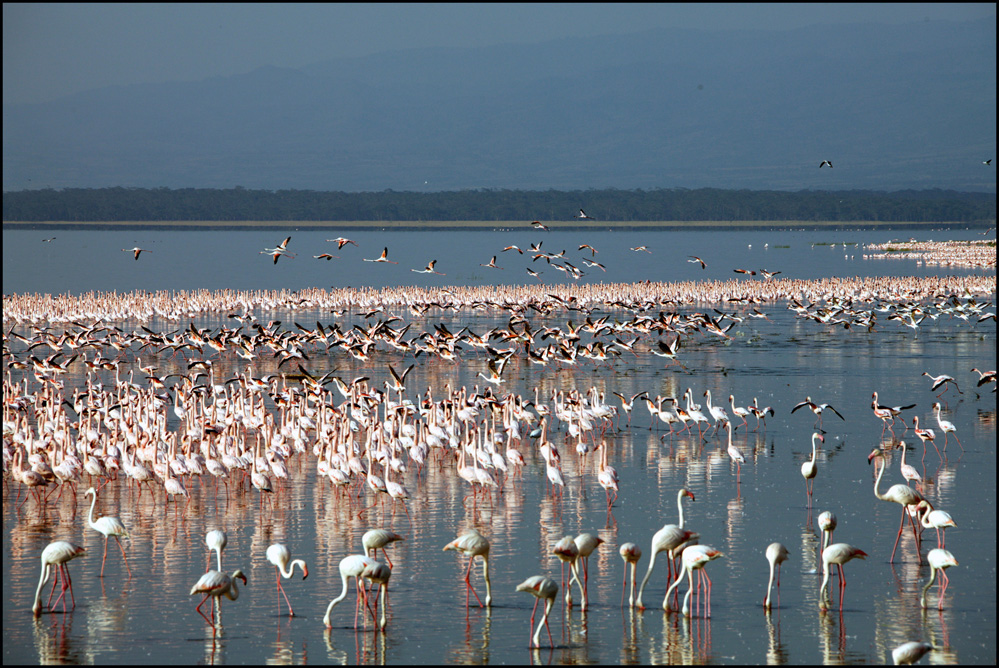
top-left (3, 17), bottom-right (995, 193)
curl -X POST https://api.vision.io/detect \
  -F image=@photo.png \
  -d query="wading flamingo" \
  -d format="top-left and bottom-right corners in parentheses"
top-left (920, 548), bottom-right (957, 610)
top-left (664, 545), bottom-right (724, 617)
top-left (190, 569), bottom-right (246, 625)
top-left (932, 402), bottom-right (962, 450)
top-left (819, 543), bottom-right (866, 611)
top-left (552, 535), bottom-right (583, 608)
top-left (443, 529), bottom-right (491, 607)
top-left (892, 642), bottom-right (934, 665)
top-left (205, 529), bottom-right (226, 572)
top-left (818, 511), bottom-right (837, 553)
top-left (619, 542), bottom-right (642, 607)
top-left (361, 560), bottom-right (392, 630)
top-left (516, 576), bottom-right (558, 648)
top-left (764, 542), bottom-right (789, 610)
top-left (324, 554), bottom-right (376, 629)
top-left (914, 500), bottom-right (956, 548)
top-left (32, 541), bottom-right (85, 616)
top-left (362, 529), bottom-right (405, 567)
top-left (265, 544), bottom-right (308, 617)
top-left (84, 486), bottom-right (131, 578)
top-left (869, 449), bottom-right (924, 563)
top-left (574, 532), bottom-right (604, 608)
top-left (635, 489), bottom-right (697, 609)
top-left (801, 433), bottom-right (824, 505)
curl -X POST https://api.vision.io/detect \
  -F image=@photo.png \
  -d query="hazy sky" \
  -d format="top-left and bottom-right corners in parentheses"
top-left (4, 3), bottom-right (995, 105)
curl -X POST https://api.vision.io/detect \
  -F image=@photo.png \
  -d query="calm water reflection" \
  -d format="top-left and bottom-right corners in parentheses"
top-left (3, 226), bottom-right (996, 665)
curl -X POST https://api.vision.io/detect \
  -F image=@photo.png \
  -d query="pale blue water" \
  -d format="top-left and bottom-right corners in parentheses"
top-left (2, 225), bottom-right (995, 665)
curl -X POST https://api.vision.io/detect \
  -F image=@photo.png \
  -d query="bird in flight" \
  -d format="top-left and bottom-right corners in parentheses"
top-left (531, 221), bottom-right (550, 231)
top-left (480, 256), bottom-right (504, 269)
top-left (314, 253), bottom-right (340, 261)
top-left (984, 159), bottom-right (993, 166)
top-left (42, 237), bottom-right (56, 243)
top-left (363, 247), bottom-right (398, 264)
top-left (412, 260), bottom-right (445, 275)
top-left (688, 255), bottom-right (706, 269)
top-left (260, 237), bottom-right (295, 264)
top-left (819, 160), bottom-right (833, 168)
top-left (733, 268), bottom-right (756, 275)
top-left (326, 237), bottom-right (359, 249)
top-left (577, 209), bottom-right (595, 220)
top-left (526, 267), bottom-right (543, 280)
top-left (502, 245), bottom-right (523, 254)
top-left (578, 244), bottom-right (598, 256)
top-left (581, 258), bottom-right (606, 271)
top-left (630, 246), bottom-right (651, 253)
top-left (759, 269), bottom-right (782, 280)
top-left (123, 247), bottom-right (152, 261)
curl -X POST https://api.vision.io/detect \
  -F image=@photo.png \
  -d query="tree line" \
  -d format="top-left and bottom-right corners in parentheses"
top-left (2, 186), bottom-right (995, 223)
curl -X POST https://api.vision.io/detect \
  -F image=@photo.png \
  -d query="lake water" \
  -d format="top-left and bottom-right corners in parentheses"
top-left (2, 225), bottom-right (996, 665)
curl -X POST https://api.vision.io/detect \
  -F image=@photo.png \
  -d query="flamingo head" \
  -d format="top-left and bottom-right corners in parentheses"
top-left (867, 448), bottom-right (883, 463)
top-left (851, 549), bottom-right (868, 560)
top-left (683, 489), bottom-right (695, 502)
top-left (302, 565), bottom-right (309, 580)
top-left (234, 570), bottom-right (247, 585)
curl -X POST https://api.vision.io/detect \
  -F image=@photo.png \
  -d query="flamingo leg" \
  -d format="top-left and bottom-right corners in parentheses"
top-left (115, 536), bottom-right (131, 578)
top-left (463, 556), bottom-right (483, 607)
top-left (101, 535), bottom-right (109, 578)
top-left (890, 506), bottom-right (907, 563)
top-left (196, 593), bottom-right (214, 624)
top-left (276, 568), bottom-right (294, 616)
top-left (938, 570), bottom-right (949, 610)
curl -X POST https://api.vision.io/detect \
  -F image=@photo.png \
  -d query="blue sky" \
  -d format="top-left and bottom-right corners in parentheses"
top-left (4, 3), bottom-right (995, 105)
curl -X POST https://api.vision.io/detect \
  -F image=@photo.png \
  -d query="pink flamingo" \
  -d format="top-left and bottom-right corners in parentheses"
top-left (764, 542), bottom-right (789, 610)
top-left (84, 486), bottom-right (131, 578)
top-left (619, 542), bottom-right (642, 607)
top-left (190, 569), bottom-right (247, 625)
top-left (869, 449), bottom-right (924, 563)
top-left (801, 432), bottom-right (824, 505)
top-left (32, 541), bottom-right (86, 616)
top-left (516, 576), bottom-right (558, 648)
top-left (443, 529), bottom-right (491, 607)
top-left (819, 543), bottom-right (867, 611)
top-left (664, 545), bottom-right (724, 617)
top-left (921, 548), bottom-right (957, 610)
top-left (265, 544), bottom-right (308, 617)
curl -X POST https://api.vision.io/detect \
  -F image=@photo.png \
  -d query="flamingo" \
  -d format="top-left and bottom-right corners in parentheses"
top-left (122, 247), bottom-right (151, 260)
top-left (635, 488), bottom-right (698, 610)
top-left (574, 533), bottom-right (604, 609)
top-left (801, 432), bottom-right (824, 505)
top-left (729, 395), bottom-right (750, 430)
top-left (32, 541), bottom-right (85, 616)
top-left (869, 449), bottom-right (924, 563)
top-left (922, 372), bottom-right (962, 396)
top-left (818, 511), bottom-right (837, 552)
top-left (363, 247), bottom-right (399, 264)
top-left (932, 402), bottom-right (962, 450)
top-left (260, 237), bottom-right (295, 264)
top-left (911, 415), bottom-right (939, 458)
top-left (552, 535), bottom-right (583, 608)
top-left (664, 545), bottom-right (724, 617)
top-left (84, 486), bottom-right (131, 578)
top-left (190, 569), bottom-right (247, 624)
top-left (920, 548), bottom-right (957, 610)
top-left (205, 529), bottom-right (226, 572)
top-left (324, 554), bottom-right (376, 628)
top-left (892, 642), bottom-right (935, 665)
top-left (362, 529), bottom-right (405, 567)
top-left (619, 542), bottom-right (642, 607)
top-left (791, 396), bottom-right (844, 430)
top-left (818, 543), bottom-right (867, 611)
top-left (763, 542), bottom-right (789, 610)
top-left (265, 544), bottom-right (308, 617)
top-left (897, 441), bottom-right (921, 487)
top-left (443, 529), bottom-right (491, 607)
top-left (725, 421), bottom-right (746, 482)
top-left (914, 500), bottom-right (956, 549)
top-left (361, 560), bottom-right (392, 630)
top-left (516, 576), bottom-right (558, 648)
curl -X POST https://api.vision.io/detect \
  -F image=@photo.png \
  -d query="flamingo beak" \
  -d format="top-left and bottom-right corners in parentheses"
top-left (238, 573), bottom-right (248, 584)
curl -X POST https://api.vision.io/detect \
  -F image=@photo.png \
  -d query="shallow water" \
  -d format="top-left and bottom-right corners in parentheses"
top-left (2, 226), bottom-right (996, 665)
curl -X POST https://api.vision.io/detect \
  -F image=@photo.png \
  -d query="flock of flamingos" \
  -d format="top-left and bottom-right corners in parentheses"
top-left (4, 234), bottom-right (996, 665)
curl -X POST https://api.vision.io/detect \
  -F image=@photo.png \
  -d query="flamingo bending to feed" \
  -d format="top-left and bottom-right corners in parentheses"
top-left (84, 486), bottom-right (131, 578)
top-left (764, 542), bottom-right (789, 610)
top-left (869, 449), bottom-right (924, 563)
top-left (361, 560), bottom-right (392, 630)
top-left (619, 542), bottom-right (642, 607)
top-left (516, 576), bottom-right (558, 648)
top-left (914, 500), bottom-right (956, 549)
top-left (362, 529), bottom-right (405, 567)
top-left (265, 544), bottom-right (308, 617)
top-left (443, 529), bottom-right (491, 607)
top-left (801, 432), bottom-right (824, 505)
top-left (920, 548), bottom-right (957, 610)
top-left (892, 642), bottom-right (935, 665)
top-left (205, 529), bottom-right (226, 572)
top-left (819, 543), bottom-right (867, 611)
top-left (574, 532), bottom-right (604, 608)
top-left (818, 511), bottom-right (837, 553)
top-left (32, 541), bottom-right (85, 616)
top-left (552, 535), bottom-right (584, 608)
top-left (664, 545), bottom-right (724, 617)
top-left (190, 569), bottom-right (247, 624)
top-left (324, 554), bottom-right (376, 628)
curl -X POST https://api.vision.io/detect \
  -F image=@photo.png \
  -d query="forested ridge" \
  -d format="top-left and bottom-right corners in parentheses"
top-left (2, 187), bottom-right (995, 223)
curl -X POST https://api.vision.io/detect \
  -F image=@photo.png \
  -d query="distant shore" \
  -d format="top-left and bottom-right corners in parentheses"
top-left (2, 219), bottom-right (993, 231)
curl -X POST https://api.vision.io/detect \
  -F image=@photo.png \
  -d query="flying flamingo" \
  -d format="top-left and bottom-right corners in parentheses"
top-left (932, 402), bottom-right (962, 450)
top-left (869, 449), bottom-right (924, 563)
top-left (362, 529), bottom-right (405, 567)
top-left (818, 543), bottom-right (867, 611)
top-left (260, 237), bottom-right (295, 264)
top-left (801, 432), bottom-right (825, 505)
top-left (443, 529), bottom-right (491, 607)
top-left (920, 548), bottom-right (957, 610)
top-left (324, 554), bottom-right (376, 629)
top-left (619, 542), bottom-right (642, 607)
top-left (121, 247), bottom-right (151, 260)
top-left (791, 396), bottom-right (845, 430)
top-left (516, 576), bottom-right (558, 648)
top-left (664, 545), bottom-right (724, 617)
top-left (763, 542), bottom-right (789, 610)
top-left (190, 569), bottom-right (247, 625)
top-left (84, 486), bottom-right (131, 578)
top-left (205, 529), bottom-right (226, 572)
top-left (635, 488), bottom-right (698, 610)
top-left (32, 541), bottom-right (85, 616)
top-left (265, 544), bottom-right (308, 617)
top-left (914, 500), bottom-right (956, 548)
top-left (363, 247), bottom-right (399, 264)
